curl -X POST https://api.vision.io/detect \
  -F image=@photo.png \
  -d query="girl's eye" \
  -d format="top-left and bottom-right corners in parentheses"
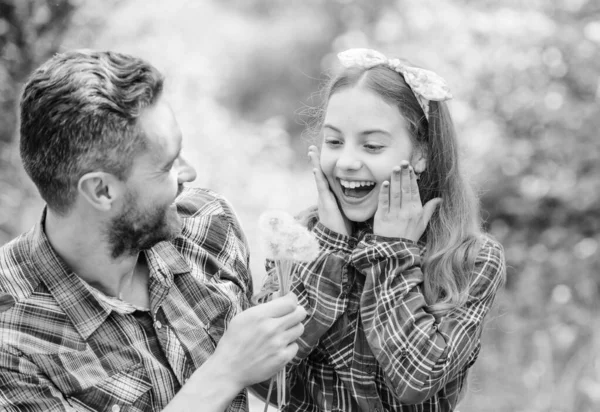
top-left (324, 137), bottom-right (342, 147)
top-left (364, 143), bottom-right (384, 152)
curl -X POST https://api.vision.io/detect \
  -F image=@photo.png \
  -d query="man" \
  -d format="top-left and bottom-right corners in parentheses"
top-left (0, 50), bottom-right (306, 411)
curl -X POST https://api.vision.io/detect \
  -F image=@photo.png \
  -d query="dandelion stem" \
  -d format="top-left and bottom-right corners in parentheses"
top-left (264, 377), bottom-right (275, 412)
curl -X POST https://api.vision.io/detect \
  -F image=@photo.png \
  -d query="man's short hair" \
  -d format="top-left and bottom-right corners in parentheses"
top-left (19, 49), bottom-right (164, 215)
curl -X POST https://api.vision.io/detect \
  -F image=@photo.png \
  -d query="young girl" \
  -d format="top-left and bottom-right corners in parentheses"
top-left (255, 48), bottom-right (506, 411)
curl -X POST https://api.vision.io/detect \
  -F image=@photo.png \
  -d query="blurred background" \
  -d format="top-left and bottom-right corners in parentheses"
top-left (1, 0), bottom-right (599, 410)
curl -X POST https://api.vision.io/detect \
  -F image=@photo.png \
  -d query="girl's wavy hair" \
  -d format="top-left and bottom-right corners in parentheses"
top-left (306, 65), bottom-right (483, 316)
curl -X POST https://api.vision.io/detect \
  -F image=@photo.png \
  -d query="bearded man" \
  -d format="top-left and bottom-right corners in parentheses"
top-left (0, 50), bottom-right (305, 412)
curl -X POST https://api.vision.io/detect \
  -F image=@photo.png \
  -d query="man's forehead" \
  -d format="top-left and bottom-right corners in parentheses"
top-left (138, 99), bottom-right (182, 158)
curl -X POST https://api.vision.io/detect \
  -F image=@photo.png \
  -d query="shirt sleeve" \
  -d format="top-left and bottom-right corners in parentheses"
top-left (256, 222), bottom-right (355, 364)
top-left (178, 187), bottom-right (254, 304)
top-left (0, 347), bottom-right (77, 411)
top-left (352, 234), bottom-right (505, 403)
top-left (216, 194), bottom-right (254, 304)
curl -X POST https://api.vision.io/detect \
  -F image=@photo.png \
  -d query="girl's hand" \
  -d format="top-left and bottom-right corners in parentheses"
top-left (308, 145), bottom-right (351, 236)
top-left (374, 161), bottom-right (442, 242)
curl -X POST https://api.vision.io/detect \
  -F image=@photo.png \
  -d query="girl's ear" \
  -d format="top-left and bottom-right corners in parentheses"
top-left (412, 146), bottom-right (427, 174)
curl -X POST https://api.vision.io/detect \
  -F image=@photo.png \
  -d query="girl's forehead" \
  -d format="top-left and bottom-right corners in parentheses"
top-left (325, 87), bottom-right (406, 129)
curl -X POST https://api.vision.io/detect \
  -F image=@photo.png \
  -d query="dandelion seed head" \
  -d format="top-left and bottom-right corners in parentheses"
top-left (259, 210), bottom-right (320, 261)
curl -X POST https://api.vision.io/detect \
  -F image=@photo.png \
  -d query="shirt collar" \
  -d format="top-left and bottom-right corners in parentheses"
top-left (29, 208), bottom-right (112, 340)
top-left (29, 209), bottom-right (191, 340)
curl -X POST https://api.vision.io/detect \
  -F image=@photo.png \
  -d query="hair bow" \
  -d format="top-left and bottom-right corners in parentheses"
top-left (337, 48), bottom-right (452, 120)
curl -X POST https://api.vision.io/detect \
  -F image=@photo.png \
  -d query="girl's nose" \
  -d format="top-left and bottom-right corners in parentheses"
top-left (336, 149), bottom-right (362, 171)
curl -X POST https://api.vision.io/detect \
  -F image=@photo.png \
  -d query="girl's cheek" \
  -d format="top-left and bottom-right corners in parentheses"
top-left (319, 151), bottom-right (334, 171)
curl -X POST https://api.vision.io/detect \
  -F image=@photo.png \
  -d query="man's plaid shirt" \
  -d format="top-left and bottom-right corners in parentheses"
top-left (258, 214), bottom-right (505, 412)
top-left (0, 188), bottom-right (253, 412)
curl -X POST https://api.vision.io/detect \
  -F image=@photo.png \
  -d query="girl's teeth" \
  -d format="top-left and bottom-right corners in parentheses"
top-left (340, 180), bottom-right (375, 188)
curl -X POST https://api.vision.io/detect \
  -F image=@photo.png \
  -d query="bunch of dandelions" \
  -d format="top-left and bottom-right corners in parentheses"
top-left (258, 210), bottom-right (320, 412)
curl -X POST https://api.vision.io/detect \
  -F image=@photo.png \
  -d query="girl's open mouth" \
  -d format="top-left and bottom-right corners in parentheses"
top-left (339, 179), bottom-right (376, 199)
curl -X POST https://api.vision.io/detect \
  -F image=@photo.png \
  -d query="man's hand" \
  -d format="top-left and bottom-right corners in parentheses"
top-left (164, 293), bottom-right (306, 412)
top-left (213, 293), bottom-right (306, 387)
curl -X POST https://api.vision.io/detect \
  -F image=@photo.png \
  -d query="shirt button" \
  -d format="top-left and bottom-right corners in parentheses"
top-left (111, 405), bottom-right (120, 412)
top-left (155, 320), bottom-right (162, 329)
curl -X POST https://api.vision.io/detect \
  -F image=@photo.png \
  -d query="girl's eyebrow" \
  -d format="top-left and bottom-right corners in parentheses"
top-left (361, 129), bottom-right (391, 137)
top-left (323, 124), bottom-right (390, 136)
top-left (323, 124), bottom-right (341, 133)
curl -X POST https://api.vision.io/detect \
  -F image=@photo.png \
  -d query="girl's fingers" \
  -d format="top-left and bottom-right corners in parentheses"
top-left (409, 166), bottom-right (421, 206)
top-left (422, 198), bottom-right (442, 226)
top-left (390, 165), bottom-right (402, 210)
top-left (308, 146), bottom-right (328, 196)
top-left (312, 168), bottom-right (330, 198)
top-left (308, 146), bottom-right (320, 170)
top-left (379, 181), bottom-right (390, 213)
top-left (401, 161), bottom-right (411, 206)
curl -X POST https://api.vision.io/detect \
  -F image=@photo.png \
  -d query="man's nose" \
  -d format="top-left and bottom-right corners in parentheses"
top-left (177, 155), bottom-right (197, 184)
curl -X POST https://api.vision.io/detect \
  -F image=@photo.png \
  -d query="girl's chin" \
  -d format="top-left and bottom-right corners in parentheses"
top-left (340, 208), bottom-right (376, 224)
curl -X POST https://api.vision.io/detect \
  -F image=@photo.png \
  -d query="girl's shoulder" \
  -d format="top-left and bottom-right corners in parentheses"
top-left (468, 233), bottom-right (506, 298)
top-left (477, 233), bottom-right (505, 263)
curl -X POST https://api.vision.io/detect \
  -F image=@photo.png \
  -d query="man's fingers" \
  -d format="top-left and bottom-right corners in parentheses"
top-left (254, 292), bottom-right (298, 318)
top-left (276, 304), bottom-right (307, 331)
top-left (281, 321), bottom-right (305, 343)
top-left (280, 342), bottom-right (299, 364)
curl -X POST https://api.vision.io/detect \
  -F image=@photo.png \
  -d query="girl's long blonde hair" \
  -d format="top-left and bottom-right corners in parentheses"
top-left (311, 65), bottom-right (483, 316)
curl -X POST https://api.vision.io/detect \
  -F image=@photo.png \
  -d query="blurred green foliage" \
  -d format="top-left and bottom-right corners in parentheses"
top-left (1, 0), bottom-right (599, 410)
top-left (0, 0), bottom-right (76, 244)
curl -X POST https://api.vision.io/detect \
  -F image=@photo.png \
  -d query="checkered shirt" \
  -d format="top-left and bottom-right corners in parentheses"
top-left (256, 214), bottom-right (505, 412)
top-left (0, 188), bottom-right (253, 412)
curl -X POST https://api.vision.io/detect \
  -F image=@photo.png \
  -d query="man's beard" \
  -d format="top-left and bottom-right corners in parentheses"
top-left (106, 192), bottom-right (181, 259)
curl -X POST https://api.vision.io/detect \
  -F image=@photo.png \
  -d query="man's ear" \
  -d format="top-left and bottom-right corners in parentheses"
top-left (78, 172), bottom-right (123, 211)
top-left (412, 146), bottom-right (427, 174)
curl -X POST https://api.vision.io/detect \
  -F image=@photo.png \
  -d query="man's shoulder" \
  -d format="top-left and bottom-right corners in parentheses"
top-left (176, 187), bottom-right (235, 220)
top-left (174, 187), bottom-right (246, 245)
top-left (0, 229), bottom-right (40, 304)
